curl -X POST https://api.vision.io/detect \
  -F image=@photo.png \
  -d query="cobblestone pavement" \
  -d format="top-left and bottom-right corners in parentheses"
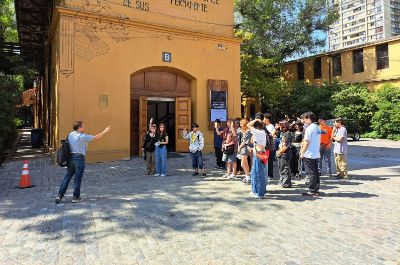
top-left (0, 139), bottom-right (399, 265)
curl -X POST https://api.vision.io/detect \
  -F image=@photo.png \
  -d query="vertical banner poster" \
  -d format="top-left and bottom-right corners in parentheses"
top-left (210, 90), bottom-right (227, 122)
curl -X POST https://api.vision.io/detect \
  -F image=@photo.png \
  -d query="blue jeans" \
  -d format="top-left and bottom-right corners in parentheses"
top-left (318, 147), bottom-right (332, 174)
top-left (191, 151), bottom-right (204, 169)
top-left (58, 154), bottom-right (85, 197)
top-left (155, 146), bottom-right (167, 175)
top-left (251, 155), bottom-right (266, 197)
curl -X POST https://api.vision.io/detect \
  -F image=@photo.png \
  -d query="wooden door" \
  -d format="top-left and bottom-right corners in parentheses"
top-left (175, 97), bottom-right (191, 153)
top-left (138, 96), bottom-right (148, 154)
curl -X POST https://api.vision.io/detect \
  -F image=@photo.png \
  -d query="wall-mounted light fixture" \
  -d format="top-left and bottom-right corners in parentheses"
top-left (218, 44), bottom-right (227, 50)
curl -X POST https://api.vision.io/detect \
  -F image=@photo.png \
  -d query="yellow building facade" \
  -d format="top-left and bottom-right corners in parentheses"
top-left (24, 0), bottom-right (241, 162)
top-left (283, 36), bottom-right (400, 90)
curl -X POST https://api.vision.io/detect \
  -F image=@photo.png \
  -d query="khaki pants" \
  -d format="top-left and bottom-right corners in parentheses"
top-left (334, 153), bottom-right (348, 178)
top-left (146, 151), bottom-right (155, 174)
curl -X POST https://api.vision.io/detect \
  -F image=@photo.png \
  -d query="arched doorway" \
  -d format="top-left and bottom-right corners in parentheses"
top-left (130, 68), bottom-right (193, 156)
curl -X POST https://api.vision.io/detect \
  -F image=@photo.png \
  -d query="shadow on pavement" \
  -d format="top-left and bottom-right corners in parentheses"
top-left (0, 138), bottom-right (397, 244)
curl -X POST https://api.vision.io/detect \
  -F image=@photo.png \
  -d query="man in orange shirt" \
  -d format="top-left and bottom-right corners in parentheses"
top-left (318, 117), bottom-right (333, 176)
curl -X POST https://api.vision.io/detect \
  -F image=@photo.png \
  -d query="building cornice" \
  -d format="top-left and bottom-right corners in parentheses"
top-left (50, 7), bottom-right (242, 45)
top-left (285, 35), bottom-right (400, 64)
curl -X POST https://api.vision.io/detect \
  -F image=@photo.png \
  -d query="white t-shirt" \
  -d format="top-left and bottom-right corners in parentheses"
top-left (303, 123), bottom-right (321, 159)
top-left (250, 128), bottom-right (266, 147)
top-left (266, 124), bottom-right (275, 135)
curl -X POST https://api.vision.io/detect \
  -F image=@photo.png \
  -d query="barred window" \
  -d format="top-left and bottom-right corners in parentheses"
top-left (332, 54), bottom-right (342, 76)
top-left (297, 62), bottom-right (304, 80)
top-left (314, 57), bottom-right (322, 79)
top-left (376, 44), bottom-right (389, 70)
top-left (353, 49), bottom-right (364, 73)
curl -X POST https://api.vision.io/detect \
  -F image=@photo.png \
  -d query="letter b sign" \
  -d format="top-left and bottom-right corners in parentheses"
top-left (162, 52), bottom-right (172, 63)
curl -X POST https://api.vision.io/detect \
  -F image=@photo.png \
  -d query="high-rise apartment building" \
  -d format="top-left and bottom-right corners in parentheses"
top-left (328, 0), bottom-right (400, 51)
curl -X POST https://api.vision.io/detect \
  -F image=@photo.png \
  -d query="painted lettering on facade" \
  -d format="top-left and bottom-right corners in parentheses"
top-left (122, 0), bottom-right (220, 13)
top-left (123, 0), bottom-right (150, 11)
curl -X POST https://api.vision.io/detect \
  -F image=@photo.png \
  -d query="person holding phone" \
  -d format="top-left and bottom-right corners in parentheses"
top-left (154, 119), bottom-right (169, 177)
top-left (247, 114), bottom-right (267, 199)
top-left (213, 119), bottom-right (225, 169)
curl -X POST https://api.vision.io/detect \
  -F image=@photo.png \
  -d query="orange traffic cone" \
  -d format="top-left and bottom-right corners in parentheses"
top-left (15, 160), bottom-right (35, 189)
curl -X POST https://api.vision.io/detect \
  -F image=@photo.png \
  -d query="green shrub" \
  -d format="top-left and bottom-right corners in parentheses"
top-left (371, 84), bottom-right (400, 139)
top-left (387, 134), bottom-right (400, 141)
top-left (332, 83), bottom-right (377, 133)
top-left (0, 74), bottom-right (22, 155)
top-left (289, 81), bottom-right (339, 119)
top-left (362, 131), bottom-right (381, 139)
top-left (14, 117), bottom-right (23, 127)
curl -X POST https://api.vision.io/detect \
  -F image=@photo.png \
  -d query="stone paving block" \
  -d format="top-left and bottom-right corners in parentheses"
top-left (1, 140), bottom-right (400, 264)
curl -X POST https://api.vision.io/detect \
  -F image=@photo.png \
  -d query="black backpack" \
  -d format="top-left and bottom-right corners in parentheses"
top-left (265, 129), bottom-right (275, 151)
top-left (57, 134), bottom-right (71, 167)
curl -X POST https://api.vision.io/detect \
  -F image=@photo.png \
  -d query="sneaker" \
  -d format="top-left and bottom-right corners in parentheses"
top-left (202, 173), bottom-right (206, 177)
top-left (154, 173), bottom-right (160, 177)
top-left (55, 195), bottom-right (63, 204)
top-left (242, 176), bottom-right (251, 184)
top-left (251, 192), bottom-right (263, 199)
top-left (193, 172), bottom-right (199, 176)
top-left (72, 196), bottom-right (82, 203)
top-left (160, 174), bottom-right (166, 177)
top-left (228, 174), bottom-right (235, 179)
top-left (301, 191), bottom-right (320, 197)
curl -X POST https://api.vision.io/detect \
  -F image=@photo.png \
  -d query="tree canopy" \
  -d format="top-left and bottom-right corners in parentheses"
top-left (235, 0), bottom-right (339, 113)
top-left (0, 0), bottom-right (17, 43)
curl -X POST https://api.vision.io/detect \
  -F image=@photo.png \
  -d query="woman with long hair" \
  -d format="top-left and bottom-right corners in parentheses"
top-left (276, 121), bottom-right (293, 188)
top-left (238, 118), bottom-right (252, 184)
top-left (142, 120), bottom-right (157, 175)
top-left (291, 122), bottom-right (303, 179)
top-left (247, 116), bottom-right (267, 199)
top-left (222, 119), bottom-right (238, 179)
top-left (154, 122), bottom-right (169, 177)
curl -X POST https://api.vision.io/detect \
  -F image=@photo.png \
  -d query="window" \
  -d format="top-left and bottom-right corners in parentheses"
top-left (332, 54), bottom-right (342, 76)
top-left (297, 62), bottom-right (305, 80)
top-left (353, 49), bottom-right (364, 73)
top-left (314, 57), bottom-right (322, 79)
top-left (376, 44), bottom-right (389, 70)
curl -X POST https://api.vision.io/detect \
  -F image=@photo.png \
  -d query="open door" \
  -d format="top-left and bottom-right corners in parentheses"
top-left (175, 97), bottom-right (191, 153)
top-left (139, 96), bottom-right (148, 154)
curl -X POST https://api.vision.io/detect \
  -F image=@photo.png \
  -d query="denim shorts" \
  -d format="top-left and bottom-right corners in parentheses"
top-left (222, 152), bottom-right (236, 163)
top-left (191, 151), bottom-right (204, 169)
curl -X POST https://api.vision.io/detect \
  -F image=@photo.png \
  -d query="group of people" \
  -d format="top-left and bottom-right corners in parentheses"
top-left (54, 111), bottom-right (349, 204)
top-left (212, 112), bottom-right (349, 198)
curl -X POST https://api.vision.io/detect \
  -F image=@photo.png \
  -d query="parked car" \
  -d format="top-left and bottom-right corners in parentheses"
top-left (326, 119), bottom-right (361, 141)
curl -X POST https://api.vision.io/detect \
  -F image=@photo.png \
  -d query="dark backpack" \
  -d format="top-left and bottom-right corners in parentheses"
top-left (57, 134), bottom-right (71, 167)
top-left (265, 129), bottom-right (275, 151)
